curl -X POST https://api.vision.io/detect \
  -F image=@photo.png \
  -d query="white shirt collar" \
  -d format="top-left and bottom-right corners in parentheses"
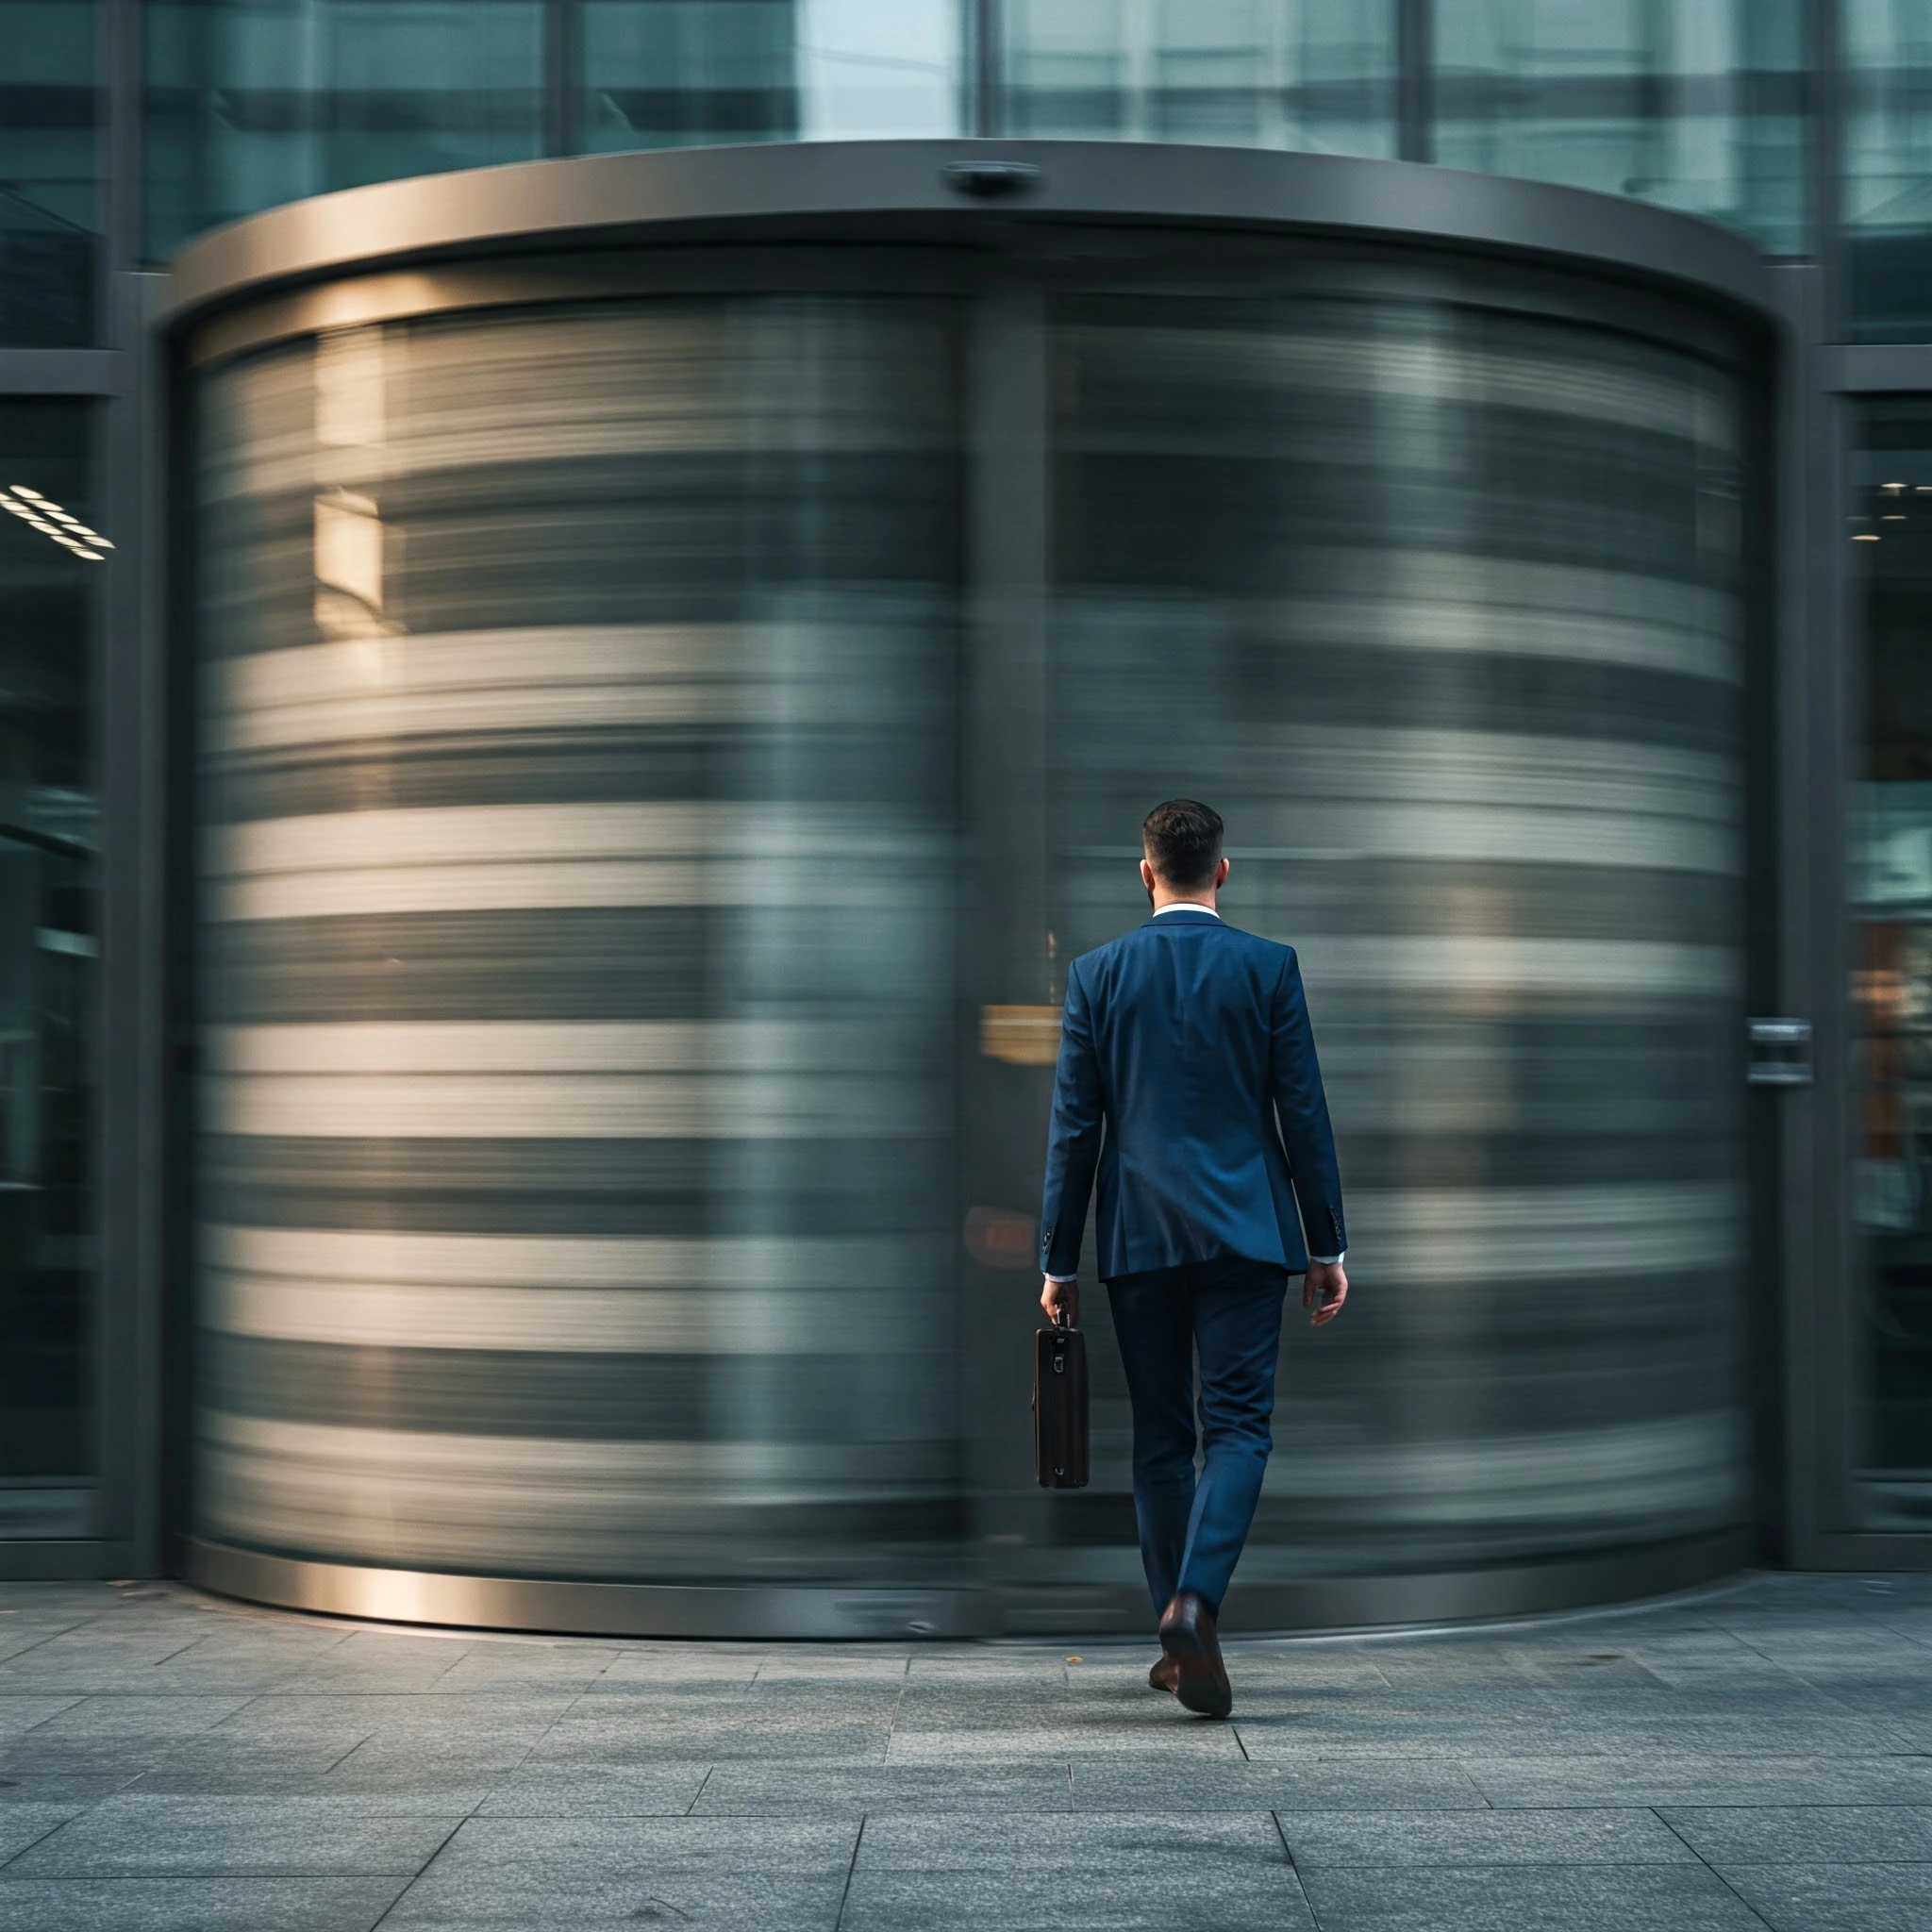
top-left (1152, 902), bottom-right (1220, 919)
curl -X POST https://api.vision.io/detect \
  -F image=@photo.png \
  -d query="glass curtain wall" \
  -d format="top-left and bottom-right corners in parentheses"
top-left (1843, 2), bottom-right (1932, 340)
top-left (994, 0), bottom-right (1396, 154)
top-left (1041, 286), bottom-right (1751, 1579)
top-left (192, 295), bottom-right (963, 1585)
top-left (144, 0), bottom-right (547, 258)
top-left (1849, 401), bottom-right (1932, 1527)
top-left (1433, 0), bottom-right (1809, 253)
top-left (0, 402), bottom-right (99, 1539)
top-left (136, 3), bottom-right (1826, 265)
top-left (0, 0), bottom-right (101, 344)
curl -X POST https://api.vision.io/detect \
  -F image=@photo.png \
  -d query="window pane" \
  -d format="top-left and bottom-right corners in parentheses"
top-left (145, 0), bottom-right (546, 260)
top-left (1434, 0), bottom-right (1808, 254)
top-left (1851, 402), bottom-right (1932, 1525)
top-left (1844, 3), bottom-right (1932, 340)
top-left (0, 402), bottom-right (99, 1537)
top-left (577, 0), bottom-right (961, 153)
top-left (0, 0), bottom-right (100, 344)
top-left (996, 0), bottom-right (1396, 156)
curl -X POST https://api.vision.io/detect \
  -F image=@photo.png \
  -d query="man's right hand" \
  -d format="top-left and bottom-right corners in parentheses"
top-left (1041, 1275), bottom-right (1078, 1329)
top-left (1304, 1260), bottom-right (1348, 1326)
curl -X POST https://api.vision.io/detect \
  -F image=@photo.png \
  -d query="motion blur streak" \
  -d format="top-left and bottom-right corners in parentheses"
top-left (1044, 291), bottom-right (1750, 1579)
top-left (195, 298), bottom-right (965, 1582)
top-left (192, 271), bottom-right (1750, 1598)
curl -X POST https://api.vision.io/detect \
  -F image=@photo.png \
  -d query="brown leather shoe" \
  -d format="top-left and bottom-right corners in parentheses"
top-left (1158, 1590), bottom-right (1232, 1719)
top-left (1148, 1653), bottom-right (1179, 1694)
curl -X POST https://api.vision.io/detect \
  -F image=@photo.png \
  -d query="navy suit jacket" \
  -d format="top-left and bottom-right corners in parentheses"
top-left (1039, 908), bottom-right (1345, 1282)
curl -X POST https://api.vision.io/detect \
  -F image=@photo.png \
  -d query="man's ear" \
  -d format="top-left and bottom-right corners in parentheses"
top-left (1217, 857), bottom-right (1231, 887)
top-left (1141, 858), bottom-right (1157, 891)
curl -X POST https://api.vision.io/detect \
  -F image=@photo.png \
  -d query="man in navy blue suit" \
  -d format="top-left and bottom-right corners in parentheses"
top-left (1039, 799), bottom-right (1347, 1719)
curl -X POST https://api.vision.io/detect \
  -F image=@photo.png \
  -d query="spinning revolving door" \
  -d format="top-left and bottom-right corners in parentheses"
top-left (174, 147), bottom-right (1769, 1636)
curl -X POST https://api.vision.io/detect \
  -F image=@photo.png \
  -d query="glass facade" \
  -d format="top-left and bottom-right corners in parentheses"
top-left (995, 0), bottom-right (1396, 156)
top-left (1433, 0), bottom-right (1808, 253)
top-left (144, 0), bottom-right (547, 259)
top-left (1844, 2), bottom-right (1932, 341)
top-left (0, 402), bottom-right (99, 1538)
top-left (1850, 400), bottom-right (1932, 1526)
top-left (192, 298), bottom-right (962, 1583)
top-left (131, 1), bottom-right (1830, 267)
top-left (0, 0), bottom-right (101, 344)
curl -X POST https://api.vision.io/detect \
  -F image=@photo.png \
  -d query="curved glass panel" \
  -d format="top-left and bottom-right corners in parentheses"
top-left (193, 296), bottom-right (963, 1584)
top-left (1041, 289), bottom-right (1750, 1580)
top-left (1433, 0), bottom-right (1808, 254)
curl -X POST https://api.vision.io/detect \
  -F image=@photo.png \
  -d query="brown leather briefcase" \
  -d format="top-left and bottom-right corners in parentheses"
top-left (1033, 1315), bottom-right (1090, 1489)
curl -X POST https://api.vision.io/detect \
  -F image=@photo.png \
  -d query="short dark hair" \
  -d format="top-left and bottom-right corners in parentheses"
top-left (1141, 799), bottom-right (1224, 891)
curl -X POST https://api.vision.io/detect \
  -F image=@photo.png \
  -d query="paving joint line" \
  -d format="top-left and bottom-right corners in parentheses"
top-left (831, 1814), bottom-right (865, 1931)
top-left (684, 1765), bottom-right (714, 1815)
top-left (1650, 1806), bottom-right (1779, 1929)
top-left (367, 1813), bottom-right (470, 1931)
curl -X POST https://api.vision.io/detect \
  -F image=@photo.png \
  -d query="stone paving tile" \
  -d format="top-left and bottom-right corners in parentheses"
top-left (1279, 1807), bottom-right (1697, 1866)
top-left (1462, 1753), bottom-right (1932, 1808)
top-left (5, 1794), bottom-right (461, 1878)
top-left (0, 1698), bottom-right (83, 1736)
top-left (886, 1723), bottom-right (1244, 1761)
top-left (417, 1645), bottom-right (620, 1694)
top-left (1663, 1805), bottom-right (1932, 1863)
top-left (1719, 1861), bottom-right (1932, 1932)
top-left (477, 1763), bottom-right (711, 1816)
top-left (0, 1874), bottom-right (409, 1930)
top-left (19, 1696), bottom-right (257, 1742)
top-left (377, 1816), bottom-right (859, 1931)
top-left (691, 1762), bottom-right (1074, 1815)
top-left (1298, 1862), bottom-right (1769, 1930)
top-left (843, 1813), bottom-right (1313, 1931)
top-left (0, 1803), bottom-right (82, 1865)
top-left (1069, 1757), bottom-right (1490, 1811)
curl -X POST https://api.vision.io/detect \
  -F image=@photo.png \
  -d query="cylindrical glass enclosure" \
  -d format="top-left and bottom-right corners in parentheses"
top-left (184, 191), bottom-right (1759, 1632)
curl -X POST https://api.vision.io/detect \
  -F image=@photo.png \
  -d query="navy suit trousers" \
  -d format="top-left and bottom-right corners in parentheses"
top-left (1105, 1254), bottom-right (1289, 1618)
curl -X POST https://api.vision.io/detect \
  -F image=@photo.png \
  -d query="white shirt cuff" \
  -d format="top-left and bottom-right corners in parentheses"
top-left (1307, 1252), bottom-right (1344, 1265)
top-left (1044, 1272), bottom-right (1076, 1283)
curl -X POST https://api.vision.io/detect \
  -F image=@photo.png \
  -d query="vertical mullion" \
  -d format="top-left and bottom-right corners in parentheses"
top-left (546, 0), bottom-right (579, 157)
top-left (94, 0), bottom-right (151, 1558)
top-left (974, 0), bottom-right (998, 138)
top-left (1812, 0), bottom-right (1845, 340)
top-left (1397, 0), bottom-right (1433, 163)
top-left (105, 0), bottom-right (141, 291)
top-left (960, 279), bottom-right (1051, 1603)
